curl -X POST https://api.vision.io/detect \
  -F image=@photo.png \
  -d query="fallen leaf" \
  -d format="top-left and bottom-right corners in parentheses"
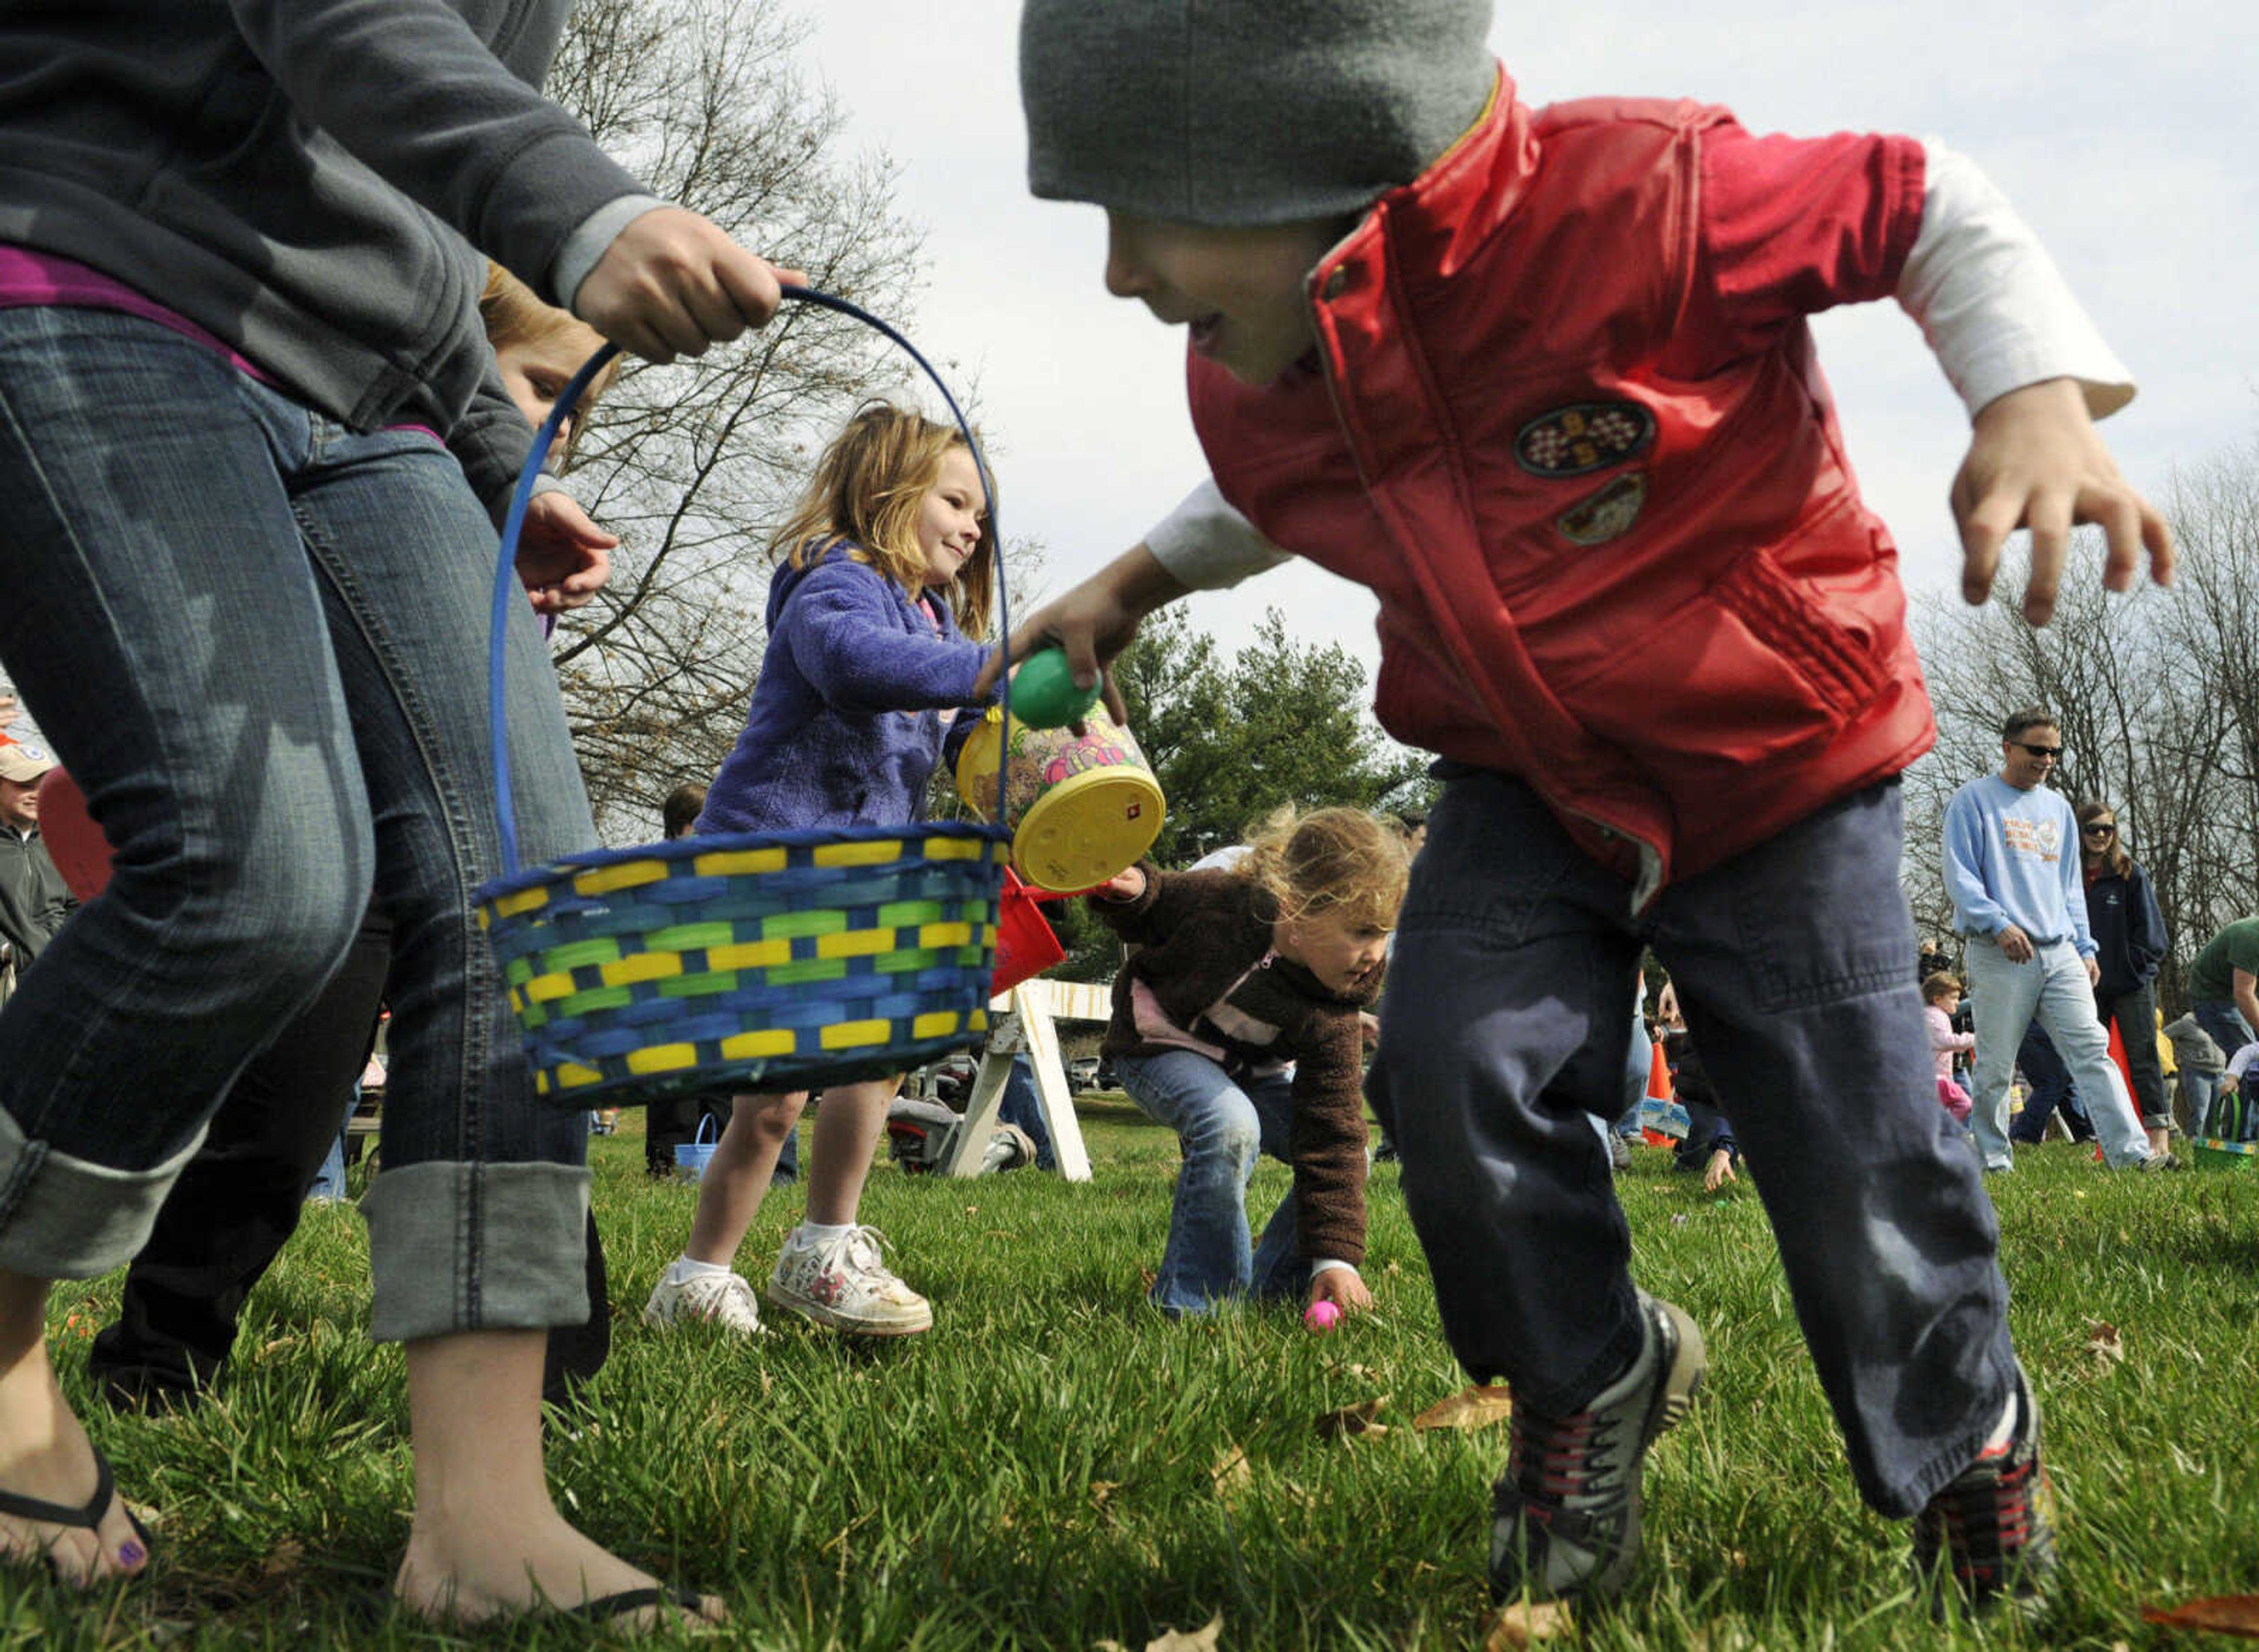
top-left (1414, 1383), bottom-right (1514, 1433)
top-left (1211, 1446), bottom-right (1252, 1498)
top-left (2085, 1319), bottom-right (2126, 1369)
top-left (1484, 1599), bottom-right (1574, 1648)
top-left (261, 1537), bottom-right (304, 1578)
top-left (964, 1205), bottom-right (979, 1215)
top-left (1316, 1396), bottom-right (1391, 1440)
top-left (2141, 1594), bottom-right (2259, 1637)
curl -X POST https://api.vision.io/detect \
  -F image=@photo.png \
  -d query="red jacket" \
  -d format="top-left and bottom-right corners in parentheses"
top-left (1190, 69), bottom-right (1938, 904)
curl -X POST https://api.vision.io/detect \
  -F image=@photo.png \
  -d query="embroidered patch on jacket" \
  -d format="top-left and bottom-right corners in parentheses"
top-left (1514, 401), bottom-right (1655, 478)
top-left (1555, 473), bottom-right (1648, 546)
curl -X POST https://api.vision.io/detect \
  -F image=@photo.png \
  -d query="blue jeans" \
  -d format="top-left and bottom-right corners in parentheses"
top-left (1117, 1049), bottom-right (1302, 1315)
top-left (996, 1054), bottom-right (1057, 1171)
top-left (1615, 1002), bottom-right (1651, 1137)
top-left (2007, 1022), bottom-right (2093, 1145)
top-left (306, 1125), bottom-right (351, 1203)
top-left (1966, 938), bottom-right (2148, 1171)
top-left (0, 308), bottom-right (592, 1340)
top-left (1370, 771), bottom-right (2015, 1518)
top-left (2180, 1068), bottom-right (2221, 1139)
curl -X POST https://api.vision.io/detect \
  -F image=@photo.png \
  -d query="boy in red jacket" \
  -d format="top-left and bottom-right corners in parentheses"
top-left (1012, 0), bottom-right (2173, 1620)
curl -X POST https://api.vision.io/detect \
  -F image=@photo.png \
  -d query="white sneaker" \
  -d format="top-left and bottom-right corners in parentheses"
top-left (767, 1225), bottom-right (932, 1335)
top-left (642, 1268), bottom-right (764, 1335)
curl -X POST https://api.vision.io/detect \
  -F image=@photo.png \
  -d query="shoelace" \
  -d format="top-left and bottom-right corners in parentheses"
top-left (1937, 1456), bottom-right (2039, 1570)
top-left (1508, 1407), bottom-right (1615, 1501)
top-left (819, 1224), bottom-right (897, 1279)
top-left (688, 1273), bottom-right (753, 1317)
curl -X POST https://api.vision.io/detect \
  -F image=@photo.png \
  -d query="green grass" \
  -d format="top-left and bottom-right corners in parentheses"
top-left (11, 1104), bottom-right (2258, 1650)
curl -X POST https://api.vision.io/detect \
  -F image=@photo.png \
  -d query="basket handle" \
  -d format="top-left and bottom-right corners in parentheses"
top-left (488, 286), bottom-right (1014, 878)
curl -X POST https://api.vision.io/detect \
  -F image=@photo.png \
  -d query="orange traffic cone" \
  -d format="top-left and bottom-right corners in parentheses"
top-left (1641, 1042), bottom-right (1674, 1146)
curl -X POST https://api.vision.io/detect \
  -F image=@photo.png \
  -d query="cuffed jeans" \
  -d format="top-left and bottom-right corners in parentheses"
top-left (1117, 1049), bottom-right (1302, 1315)
top-left (1965, 937), bottom-right (2148, 1171)
top-left (0, 308), bottom-right (591, 1340)
top-left (1370, 771), bottom-right (2015, 1518)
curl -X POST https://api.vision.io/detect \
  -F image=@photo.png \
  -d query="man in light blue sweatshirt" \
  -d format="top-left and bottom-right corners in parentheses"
top-left (1943, 708), bottom-right (2171, 1173)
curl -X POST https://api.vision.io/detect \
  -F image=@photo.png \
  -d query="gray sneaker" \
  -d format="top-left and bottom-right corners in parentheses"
top-left (1489, 1292), bottom-right (1707, 1601)
top-left (2136, 1151), bottom-right (2186, 1173)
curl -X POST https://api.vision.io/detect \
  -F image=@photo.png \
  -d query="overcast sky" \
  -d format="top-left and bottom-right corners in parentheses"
top-left (800, 2), bottom-right (2257, 681)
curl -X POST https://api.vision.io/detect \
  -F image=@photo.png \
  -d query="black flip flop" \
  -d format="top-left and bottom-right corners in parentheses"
top-left (0, 1446), bottom-right (154, 1574)
top-left (359, 1581), bottom-right (719, 1629)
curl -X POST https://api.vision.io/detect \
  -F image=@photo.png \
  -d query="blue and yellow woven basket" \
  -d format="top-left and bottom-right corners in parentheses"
top-left (475, 289), bottom-right (1015, 1105)
top-left (478, 823), bottom-right (1007, 1103)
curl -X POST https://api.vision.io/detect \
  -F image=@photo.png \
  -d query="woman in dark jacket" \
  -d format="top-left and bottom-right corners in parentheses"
top-left (2077, 799), bottom-right (2171, 1154)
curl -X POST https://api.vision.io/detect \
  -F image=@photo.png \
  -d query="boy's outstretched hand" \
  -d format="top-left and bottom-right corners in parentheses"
top-left (1006, 544), bottom-right (1190, 718)
top-left (1953, 376), bottom-right (2173, 627)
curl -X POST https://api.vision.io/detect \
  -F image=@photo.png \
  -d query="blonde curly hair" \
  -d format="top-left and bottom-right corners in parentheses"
top-left (1234, 805), bottom-right (1408, 932)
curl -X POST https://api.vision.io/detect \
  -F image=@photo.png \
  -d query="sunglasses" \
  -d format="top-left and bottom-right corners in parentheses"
top-left (2010, 741), bottom-right (2064, 760)
top-left (2082, 823), bottom-right (2117, 838)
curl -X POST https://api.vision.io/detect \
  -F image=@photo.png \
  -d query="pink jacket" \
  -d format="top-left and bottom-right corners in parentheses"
top-left (1925, 1005), bottom-right (1974, 1080)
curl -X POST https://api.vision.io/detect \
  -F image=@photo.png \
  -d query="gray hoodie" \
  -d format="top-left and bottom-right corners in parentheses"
top-left (0, 0), bottom-right (654, 510)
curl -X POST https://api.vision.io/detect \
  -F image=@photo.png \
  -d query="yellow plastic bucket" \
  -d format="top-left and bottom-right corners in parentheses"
top-left (955, 705), bottom-right (1165, 891)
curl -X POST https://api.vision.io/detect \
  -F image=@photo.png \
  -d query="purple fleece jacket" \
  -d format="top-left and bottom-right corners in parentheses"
top-left (697, 545), bottom-right (995, 834)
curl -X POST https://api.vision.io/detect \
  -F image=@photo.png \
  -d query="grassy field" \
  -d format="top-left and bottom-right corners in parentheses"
top-left (9, 1097), bottom-right (2257, 1650)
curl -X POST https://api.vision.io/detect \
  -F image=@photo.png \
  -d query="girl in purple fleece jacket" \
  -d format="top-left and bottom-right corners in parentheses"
top-left (645, 403), bottom-right (1003, 1339)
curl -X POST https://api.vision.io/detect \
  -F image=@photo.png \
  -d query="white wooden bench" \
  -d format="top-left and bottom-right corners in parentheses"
top-left (935, 977), bottom-right (1112, 1181)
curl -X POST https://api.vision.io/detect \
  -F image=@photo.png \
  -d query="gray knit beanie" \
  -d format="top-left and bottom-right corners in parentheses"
top-left (1020, 0), bottom-right (1495, 228)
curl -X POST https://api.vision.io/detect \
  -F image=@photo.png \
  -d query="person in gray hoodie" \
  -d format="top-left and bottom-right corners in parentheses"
top-left (0, 0), bottom-right (790, 1626)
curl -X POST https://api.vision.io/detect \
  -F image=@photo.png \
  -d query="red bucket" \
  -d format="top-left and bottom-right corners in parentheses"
top-left (989, 869), bottom-right (1067, 995)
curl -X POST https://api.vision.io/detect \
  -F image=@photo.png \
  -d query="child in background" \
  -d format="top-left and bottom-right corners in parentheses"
top-left (643, 403), bottom-right (1002, 1338)
top-left (1661, 1025), bottom-right (1738, 1193)
top-left (1089, 807), bottom-right (1404, 1317)
top-left (479, 265), bottom-right (623, 472)
top-left (2163, 1012), bottom-right (2226, 1139)
top-left (1924, 974), bottom-right (1977, 1125)
top-left (2213, 1039), bottom-right (2259, 1143)
top-left (1012, 0), bottom-right (2174, 1615)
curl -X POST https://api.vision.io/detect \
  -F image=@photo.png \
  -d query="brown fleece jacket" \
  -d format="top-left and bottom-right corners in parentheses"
top-left (1089, 864), bottom-right (1377, 1267)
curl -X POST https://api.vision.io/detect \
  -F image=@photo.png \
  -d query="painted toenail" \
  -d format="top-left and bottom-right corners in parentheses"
top-left (117, 1541), bottom-right (145, 1566)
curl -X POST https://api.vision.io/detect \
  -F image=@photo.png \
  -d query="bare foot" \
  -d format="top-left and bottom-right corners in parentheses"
top-left (394, 1502), bottom-right (723, 1630)
top-left (0, 1345), bottom-right (149, 1584)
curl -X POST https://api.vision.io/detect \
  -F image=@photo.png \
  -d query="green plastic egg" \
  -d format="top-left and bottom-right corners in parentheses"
top-left (1010, 647), bottom-right (1102, 728)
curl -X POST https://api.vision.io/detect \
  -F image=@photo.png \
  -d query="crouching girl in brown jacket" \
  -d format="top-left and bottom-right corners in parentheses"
top-left (1089, 807), bottom-right (1407, 1318)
